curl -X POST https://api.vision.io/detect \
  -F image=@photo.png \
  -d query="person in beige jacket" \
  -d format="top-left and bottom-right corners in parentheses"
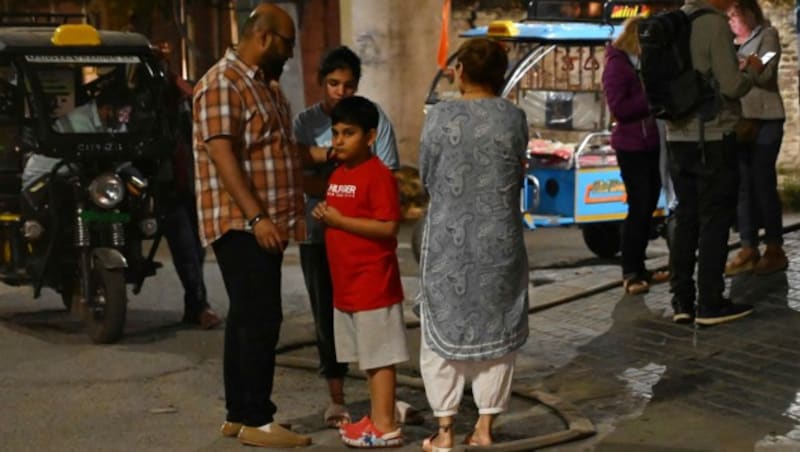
top-left (724, 0), bottom-right (788, 276)
top-left (665, 0), bottom-right (761, 326)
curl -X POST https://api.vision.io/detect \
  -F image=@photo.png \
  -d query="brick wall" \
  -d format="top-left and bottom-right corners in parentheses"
top-left (762, 0), bottom-right (799, 173)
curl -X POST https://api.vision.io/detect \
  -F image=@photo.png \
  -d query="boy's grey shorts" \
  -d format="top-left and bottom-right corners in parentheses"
top-left (334, 303), bottom-right (410, 370)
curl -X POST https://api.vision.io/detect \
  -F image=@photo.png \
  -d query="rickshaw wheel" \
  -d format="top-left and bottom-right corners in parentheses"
top-left (582, 222), bottom-right (621, 259)
top-left (83, 262), bottom-right (127, 344)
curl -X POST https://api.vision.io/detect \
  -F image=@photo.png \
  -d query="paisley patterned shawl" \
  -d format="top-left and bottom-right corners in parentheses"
top-left (417, 98), bottom-right (531, 361)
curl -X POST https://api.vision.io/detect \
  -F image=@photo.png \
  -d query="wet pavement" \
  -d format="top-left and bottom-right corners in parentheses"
top-left (3, 223), bottom-right (800, 451)
top-left (270, 228), bottom-right (800, 451)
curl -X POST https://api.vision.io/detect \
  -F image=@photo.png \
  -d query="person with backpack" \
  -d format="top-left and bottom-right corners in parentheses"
top-left (640, 0), bottom-right (762, 326)
top-left (602, 16), bottom-right (670, 295)
top-left (724, 0), bottom-right (788, 276)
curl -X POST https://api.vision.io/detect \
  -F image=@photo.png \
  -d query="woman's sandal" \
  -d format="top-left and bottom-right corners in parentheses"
top-left (323, 403), bottom-right (351, 429)
top-left (422, 424), bottom-right (454, 452)
top-left (623, 278), bottom-right (650, 295)
top-left (464, 430), bottom-right (491, 446)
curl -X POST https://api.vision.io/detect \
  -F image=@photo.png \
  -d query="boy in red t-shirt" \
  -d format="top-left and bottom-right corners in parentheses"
top-left (312, 96), bottom-right (408, 448)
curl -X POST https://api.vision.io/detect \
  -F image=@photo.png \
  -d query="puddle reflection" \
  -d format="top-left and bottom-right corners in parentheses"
top-left (618, 362), bottom-right (666, 402)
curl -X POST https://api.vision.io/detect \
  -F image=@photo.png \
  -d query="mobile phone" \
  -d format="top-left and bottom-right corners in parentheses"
top-left (760, 51), bottom-right (777, 65)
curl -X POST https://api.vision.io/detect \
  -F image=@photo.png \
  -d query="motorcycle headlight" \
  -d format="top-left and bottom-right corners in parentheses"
top-left (88, 174), bottom-right (125, 208)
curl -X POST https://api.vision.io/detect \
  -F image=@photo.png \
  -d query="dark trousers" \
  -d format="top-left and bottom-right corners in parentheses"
top-left (212, 231), bottom-right (283, 426)
top-left (668, 138), bottom-right (739, 307)
top-left (163, 195), bottom-right (207, 315)
top-left (616, 149), bottom-right (662, 278)
top-left (299, 243), bottom-right (348, 379)
top-left (737, 120), bottom-right (784, 247)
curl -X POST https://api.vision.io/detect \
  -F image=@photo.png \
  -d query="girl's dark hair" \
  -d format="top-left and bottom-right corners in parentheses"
top-left (455, 38), bottom-right (508, 95)
top-left (318, 46), bottom-right (361, 85)
top-left (331, 96), bottom-right (378, 132)
top-left (734, 0), bottom-right (766, 26)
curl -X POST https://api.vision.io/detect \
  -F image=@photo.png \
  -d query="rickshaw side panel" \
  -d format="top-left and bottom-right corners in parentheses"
top-left (530, 168), bottom-right (574, 218)
top-left (573, 167), bottom-right (628, 223)
top-left (574, 167), bottom-right (667, 223)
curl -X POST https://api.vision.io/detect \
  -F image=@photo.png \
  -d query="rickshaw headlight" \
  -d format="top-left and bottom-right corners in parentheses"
top-left (89, 174), bottom-right (125, 208)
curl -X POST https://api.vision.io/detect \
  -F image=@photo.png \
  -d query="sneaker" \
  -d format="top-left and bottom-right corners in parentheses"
top-left (238, 423), bottom-right (312, 448)
top-left (671, 299), bottom-right (695, 324)
top-left (724, 247), bottom-right (759, 277)
top-left (753, 246), bottom-right (788, 275)
top-left (695, 300), bottom-right (753, 326)
top-left (340, 416), bottom-right (403, 448)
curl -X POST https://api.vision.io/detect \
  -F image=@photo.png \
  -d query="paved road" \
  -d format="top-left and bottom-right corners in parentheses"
top-left (21, 217), bottom-right (800, 452)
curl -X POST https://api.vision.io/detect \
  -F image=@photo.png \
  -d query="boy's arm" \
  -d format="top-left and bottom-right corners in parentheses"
top-left (320, 206), bottom-right (399, 239)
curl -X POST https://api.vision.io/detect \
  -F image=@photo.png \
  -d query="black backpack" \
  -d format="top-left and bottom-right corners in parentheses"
top-left (637, 9), bottom-right (715, 121)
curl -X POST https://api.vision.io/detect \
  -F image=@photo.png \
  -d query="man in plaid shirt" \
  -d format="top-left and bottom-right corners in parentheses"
top-left (192, 3), bottom-right (310, 448)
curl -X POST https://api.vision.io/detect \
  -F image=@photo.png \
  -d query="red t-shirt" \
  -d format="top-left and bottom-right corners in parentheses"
top-left (325, 156), bottom-right (404, 312)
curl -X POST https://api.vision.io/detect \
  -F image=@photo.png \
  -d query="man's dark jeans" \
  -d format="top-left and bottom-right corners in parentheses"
top-left (212, 231), bottom-right (283, 427)
top-left (163, 195), bottom-right (208, 316)
top-left (299, 243), bottom-right (348, 379)
top-left (668, 138), bottom-right (739, 307)
top-left (616, 149), bottom-right (662, 279)
top-left (737, 120), bottom-right (784, 247)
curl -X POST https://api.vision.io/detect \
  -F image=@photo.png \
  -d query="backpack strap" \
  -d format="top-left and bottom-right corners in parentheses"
top-left (686, 8), bottom-right (713, 158)
top-left (687, 9), bottom-right (713, 21)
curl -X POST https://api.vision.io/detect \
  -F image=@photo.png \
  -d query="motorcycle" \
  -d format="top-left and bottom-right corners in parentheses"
top-left (0, 19), bottom-right (174, 343)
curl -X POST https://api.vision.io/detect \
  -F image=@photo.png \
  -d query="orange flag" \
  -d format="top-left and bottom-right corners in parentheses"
top-left (437, 0), bottom-right (451, 69)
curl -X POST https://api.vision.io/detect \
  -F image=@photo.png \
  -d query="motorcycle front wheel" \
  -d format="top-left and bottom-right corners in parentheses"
top-left (82, 263), bottom-right (127, 344)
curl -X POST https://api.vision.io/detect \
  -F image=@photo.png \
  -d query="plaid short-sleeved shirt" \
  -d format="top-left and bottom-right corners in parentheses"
top-left (193, 49), bottom-right (305, 247)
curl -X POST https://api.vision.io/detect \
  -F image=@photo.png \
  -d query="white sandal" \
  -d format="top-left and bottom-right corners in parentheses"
top-left (422, 425), bottom-right (454, 452)
top-left (324, 403), bottom-right (351, 429)
top-left (395, 400), bottom-right (424, 425)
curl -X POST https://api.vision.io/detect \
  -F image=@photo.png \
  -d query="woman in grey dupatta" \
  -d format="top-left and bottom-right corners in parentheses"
top-left (418, 38), bottom-right (529, 452)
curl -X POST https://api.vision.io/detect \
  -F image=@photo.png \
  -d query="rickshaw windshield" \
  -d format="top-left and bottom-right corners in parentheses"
top-left (427, 41), bottom-right (536, 105)
top-left (505, 43), bottom-right (609, 142)
top-left (24, 55), bottom-right (157, 136)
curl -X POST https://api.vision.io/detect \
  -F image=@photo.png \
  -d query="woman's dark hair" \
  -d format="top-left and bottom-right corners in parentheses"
top-left (455, 38), bottom-right (508, 95)
top-left (318, 46), bottom-right (362, 85)
top-left (733, 0), bottom-right (766, 26)
top-left (331, 96), bottom-right (378, 132)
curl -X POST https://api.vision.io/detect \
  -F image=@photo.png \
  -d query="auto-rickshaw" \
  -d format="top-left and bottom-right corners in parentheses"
top-left (0, 13), bottom-right (174, 343)
top-left (421, 0), bottom-right (681, 258)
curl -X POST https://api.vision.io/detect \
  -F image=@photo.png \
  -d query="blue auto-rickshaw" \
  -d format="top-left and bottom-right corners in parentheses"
top-left (420, 0), bottom-right (681, 259)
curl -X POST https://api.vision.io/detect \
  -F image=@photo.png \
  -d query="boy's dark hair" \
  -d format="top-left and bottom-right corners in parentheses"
top-left (331, 96), bottom-right (378, 132)
top-left (318, 46), bottom-right (361, 85)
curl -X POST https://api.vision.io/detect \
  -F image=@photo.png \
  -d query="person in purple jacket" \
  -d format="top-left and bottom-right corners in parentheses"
top-left (602, 16), bottom-right (669, 295)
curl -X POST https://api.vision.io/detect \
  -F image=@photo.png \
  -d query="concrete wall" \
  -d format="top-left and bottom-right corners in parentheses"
top-left (340, 0), bottom-right (442, 166)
